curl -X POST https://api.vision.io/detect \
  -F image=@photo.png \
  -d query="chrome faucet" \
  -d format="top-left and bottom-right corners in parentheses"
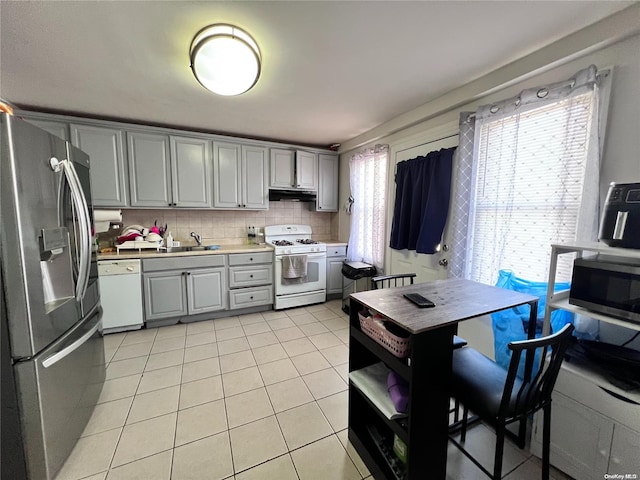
top-left (190, 232), bottom-right (202, 246)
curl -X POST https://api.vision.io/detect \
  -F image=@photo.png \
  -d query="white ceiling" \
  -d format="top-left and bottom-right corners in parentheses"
top-left (0, 1), bottom-right (632, 148)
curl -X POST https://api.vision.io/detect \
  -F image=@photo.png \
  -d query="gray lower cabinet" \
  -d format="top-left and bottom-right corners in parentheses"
top-left (228, 252), bottom-right (273, 309)
top-left (70, 123), bottom-right (129, 207)
top-left (142, 256), bottom-right (227, 321)
top-left (326, 245), bottom-right (347, 295)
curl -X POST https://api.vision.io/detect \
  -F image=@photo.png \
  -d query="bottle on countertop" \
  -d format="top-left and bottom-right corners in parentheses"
top-left (166, 232), bottom-right (174, 248)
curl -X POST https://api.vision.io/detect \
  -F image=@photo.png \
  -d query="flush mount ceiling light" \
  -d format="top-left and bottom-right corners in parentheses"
top-left (189, 24), bottom-right (261, 96)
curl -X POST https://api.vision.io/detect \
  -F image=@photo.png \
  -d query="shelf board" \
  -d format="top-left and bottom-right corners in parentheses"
top-left (350, 363), bottom-right (407, 421)
top-left (350, 328), bottom-right (411, 381)
top-left (549, 298), bottom-right (640, 332)
top-left (551, 241), bottom-right (640, 259)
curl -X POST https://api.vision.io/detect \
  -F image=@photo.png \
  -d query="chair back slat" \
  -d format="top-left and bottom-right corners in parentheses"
top-left (371, 273), bottom-right (416, 290)
top-left (499, 323), bottom-right (574, 422)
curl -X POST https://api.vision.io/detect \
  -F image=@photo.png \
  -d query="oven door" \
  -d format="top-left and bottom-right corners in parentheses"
top-left (274, 252), bottom-right (327, 295)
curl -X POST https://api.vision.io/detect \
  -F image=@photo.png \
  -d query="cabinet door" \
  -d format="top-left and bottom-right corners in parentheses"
top-left (128, 131), bottom-right (172, 207)
top-left (317, 153), bottom-right (339, 211)
top-left (70, 124), bottom-right (128, 207)
top-left (143, 271), bottom-right (187, 320)
top-left (533, 392), bottom-right (612, 480)
top-left (270, 149), bottom-right (295, 188)
top-left (213, 142), bottom-right (242, 208)
top-left (609, 424), bottom-right (640, 474)
top-left (242, 145), bottom-right (269, 209)
top-left (186, 268), bottom-right (226, 314)
top-left (327, 257), bottom-right (345, 294)
top-left (296, 150), bottom-right (317, 190)
top-left (27, 118), bottom-right (69, 141)
top-left (171, 136), bottom-right (212, 208)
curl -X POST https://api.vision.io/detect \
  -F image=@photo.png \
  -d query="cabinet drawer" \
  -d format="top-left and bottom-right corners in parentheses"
top-left (229, 265), bottom-right (273, 288)
top-left (228, 252), bottom-right (272, 266)
top-left (142, 255), bottom-right (226, 272)
top-left (229, 285), bottom-right (273, 309)
top-left (326, 245), bottom-right (347, 257)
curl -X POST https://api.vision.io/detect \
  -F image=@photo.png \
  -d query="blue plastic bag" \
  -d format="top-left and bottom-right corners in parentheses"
top-left (491, 270), bottom-right (573, 378)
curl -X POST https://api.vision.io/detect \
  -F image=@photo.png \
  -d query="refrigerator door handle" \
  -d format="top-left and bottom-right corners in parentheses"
top-left (41, 319), bottom-right (101, 368)
top-left (50, 157), bottom-right (92, 302)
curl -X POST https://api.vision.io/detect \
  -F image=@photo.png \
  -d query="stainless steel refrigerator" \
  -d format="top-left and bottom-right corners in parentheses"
top-left (1, 113), bottom-right (105, 480)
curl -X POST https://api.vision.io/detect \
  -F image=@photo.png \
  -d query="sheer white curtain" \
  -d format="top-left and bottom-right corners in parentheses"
top-left (347, 144), bottom-right (389, 271)
top-left (450, 65), bottom-right (609, 285)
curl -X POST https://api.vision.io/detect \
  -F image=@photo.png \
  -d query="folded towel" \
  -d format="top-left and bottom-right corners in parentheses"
top-left (282, 255), bottom-right (308, 279)
top-left (387, 371), bottom-right (410, 413)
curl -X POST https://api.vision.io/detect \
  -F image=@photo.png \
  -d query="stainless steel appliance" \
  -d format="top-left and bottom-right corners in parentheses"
top-left (569, 254), bottom-right (640, 324)
top-left (265, 225), bottom-right (326, 309)
top-left (98, 259), bottom-right (143, 333)
top-left (599, 182), bottom-right (640, 248)
top-left (1, 113), bottom-right (105, 479)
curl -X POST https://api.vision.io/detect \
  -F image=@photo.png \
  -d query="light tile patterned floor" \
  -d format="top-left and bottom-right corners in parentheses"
top-left (54, 299), bottom-right (574, 480)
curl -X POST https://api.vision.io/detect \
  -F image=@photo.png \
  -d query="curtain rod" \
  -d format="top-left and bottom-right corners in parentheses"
top-left (465, 68), bottom-right (609, 122)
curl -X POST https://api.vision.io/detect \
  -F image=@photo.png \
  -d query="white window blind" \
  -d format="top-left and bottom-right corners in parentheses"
top-left (347, 145), bottom-right (388, 270)
top-left (467, 91), bottom-right (595, 285)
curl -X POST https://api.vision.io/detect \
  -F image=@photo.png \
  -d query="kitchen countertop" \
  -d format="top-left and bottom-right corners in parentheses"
top-left (97, 244), bottom-right (273, 261)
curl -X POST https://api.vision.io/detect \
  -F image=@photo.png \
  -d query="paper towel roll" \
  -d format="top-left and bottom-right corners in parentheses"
top-left (94, 209), bottom-right (122, 233)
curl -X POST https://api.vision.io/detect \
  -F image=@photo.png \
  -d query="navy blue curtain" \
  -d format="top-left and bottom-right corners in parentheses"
top-left (389, 147), bottom-right (455, 254)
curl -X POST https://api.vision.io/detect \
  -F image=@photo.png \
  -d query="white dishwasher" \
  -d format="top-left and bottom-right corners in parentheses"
top-left (98, 259), bottom-right (144, 333)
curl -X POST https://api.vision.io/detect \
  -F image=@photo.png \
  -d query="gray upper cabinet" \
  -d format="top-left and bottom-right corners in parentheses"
top-left (128, 132), bottom-right (212, 208)
top-left (213, 142), bottom-right (268, 210)
top-left (70, 124), bottom-right (129, 207)
top-left (269, 148), bottom-right (317, 190)
top-left (296, 150), bottom-right (317, 190)
top-left (171, 136), bottom-right (212, 208)
top-left (26, 118), bottom-right (69, 141)
top-left (128, 131), bottom-right (172, 207)
top-left (269, 148), bottom-right (295, 189)
top-left (242, 145), bottom-right (269, 209)
top-left (317, 153), bottom-right (339, 211)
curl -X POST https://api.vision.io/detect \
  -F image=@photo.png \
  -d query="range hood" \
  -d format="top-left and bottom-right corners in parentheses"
top-left (268, 189), bottom-right (317, 202)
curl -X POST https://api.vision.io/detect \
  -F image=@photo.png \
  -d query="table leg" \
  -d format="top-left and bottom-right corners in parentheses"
top-left (407, 324), bottom-right (456, 479)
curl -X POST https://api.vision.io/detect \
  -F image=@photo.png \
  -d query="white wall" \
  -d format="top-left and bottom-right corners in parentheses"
top-left (337, 11), bottom-right (640, 354)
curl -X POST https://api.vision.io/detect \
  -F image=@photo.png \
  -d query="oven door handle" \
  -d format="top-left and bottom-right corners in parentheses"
top-left (276, 252), bottom-right (327, 260)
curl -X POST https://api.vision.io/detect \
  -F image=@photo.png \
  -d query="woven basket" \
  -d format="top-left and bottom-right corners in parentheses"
top-left (359, 313), bottom-right (410, 358)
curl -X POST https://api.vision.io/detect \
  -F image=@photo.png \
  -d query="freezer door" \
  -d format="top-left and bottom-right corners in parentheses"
top-left (1, 115), bottom-right (93, 357)
top-left (14, 305), bottom-right (105, 480)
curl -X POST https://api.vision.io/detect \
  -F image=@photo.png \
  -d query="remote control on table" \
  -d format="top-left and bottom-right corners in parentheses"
top-left (403, 293), bottom-right (435, 308)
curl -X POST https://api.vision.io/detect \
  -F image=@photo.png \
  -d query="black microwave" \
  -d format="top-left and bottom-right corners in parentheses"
top-left (569, 254), bottom-right (640, 323)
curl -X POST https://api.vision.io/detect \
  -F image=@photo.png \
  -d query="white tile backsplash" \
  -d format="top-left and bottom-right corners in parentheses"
top-left (121, 202), bottom-right (336, 246)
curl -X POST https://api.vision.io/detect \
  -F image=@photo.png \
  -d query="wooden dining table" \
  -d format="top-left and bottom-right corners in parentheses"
top-left (347, 277), bottom-right (539, 480)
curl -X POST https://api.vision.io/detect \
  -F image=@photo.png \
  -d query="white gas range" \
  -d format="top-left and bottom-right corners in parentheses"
top-left (265, 225), bottom-right (327, 310)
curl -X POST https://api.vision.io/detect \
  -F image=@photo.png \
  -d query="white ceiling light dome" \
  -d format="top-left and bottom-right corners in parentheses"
top-left (189, 24), bottom-right (261, 96)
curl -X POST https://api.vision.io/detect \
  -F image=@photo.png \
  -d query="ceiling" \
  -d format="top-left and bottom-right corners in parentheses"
top-left (0, 1), bottom-right (633, 149)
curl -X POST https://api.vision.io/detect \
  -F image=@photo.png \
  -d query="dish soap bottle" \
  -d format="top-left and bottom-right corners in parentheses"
top-left (166, 232), bottom-right (174, 248)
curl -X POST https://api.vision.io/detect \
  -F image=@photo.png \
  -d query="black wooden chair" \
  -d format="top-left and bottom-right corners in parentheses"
top-left (371, 273), bottom-right (417, 289)
top-left (448, 322), bottom-right (575, 480)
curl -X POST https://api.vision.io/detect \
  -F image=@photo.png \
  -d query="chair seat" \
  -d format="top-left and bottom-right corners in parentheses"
top-left (453, 335), bottom-right (468, 349)
top-left (451, 347), bottom-right (524, 420)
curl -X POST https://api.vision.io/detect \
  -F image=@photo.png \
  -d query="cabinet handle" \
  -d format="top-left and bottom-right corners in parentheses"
top-left (238, 204), bottom-right (241, 207)
top-left (250, 258), bottom-right (253, 261)
top-left (250, 296), bottom-right (254, 300)
top-left (243, 204), bottom-right (246, 208)
top-left (250, 274), bottom-right (254, 278)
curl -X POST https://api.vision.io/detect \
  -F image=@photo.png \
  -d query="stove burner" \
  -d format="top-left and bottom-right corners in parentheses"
top-left (296, 239), bottom-right (319, 245)
top-left (272, 240), bottom-right (294, 246)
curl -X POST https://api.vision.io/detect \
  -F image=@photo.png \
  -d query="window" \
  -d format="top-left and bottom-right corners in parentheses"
top-left (450, 66), bottom-right (607, 286)
top-left (467, 91), bottom-right (596, 285)
top-left (347, 145), bottom-right (388, 270)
